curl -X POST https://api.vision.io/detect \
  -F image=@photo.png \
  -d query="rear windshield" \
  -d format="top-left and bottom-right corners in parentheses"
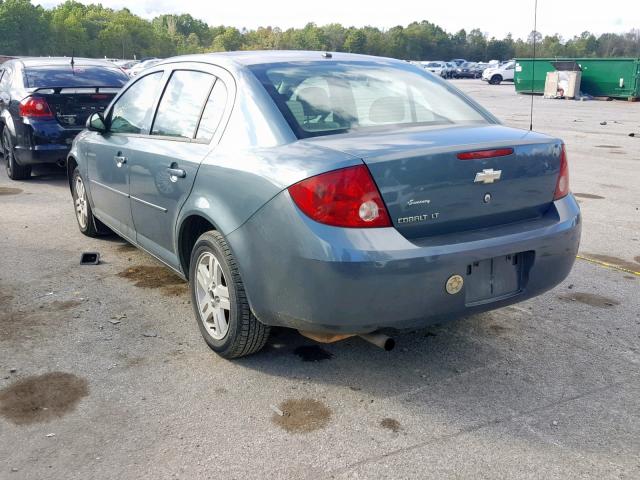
top-left (24, 65), bottom-right (128, 88)
top-left (249, 61), bottom-right (490, 139)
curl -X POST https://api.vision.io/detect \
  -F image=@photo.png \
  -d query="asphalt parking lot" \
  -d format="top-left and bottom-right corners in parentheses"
top-left (1, 80), bottom-right (639, 479)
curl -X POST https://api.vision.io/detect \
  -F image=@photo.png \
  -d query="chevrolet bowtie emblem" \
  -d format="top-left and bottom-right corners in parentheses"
top-left (474, 169), bottom-right (502, 184)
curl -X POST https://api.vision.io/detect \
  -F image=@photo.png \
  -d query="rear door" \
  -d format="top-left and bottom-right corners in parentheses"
top-left (128, 65), bottom-right (232, 269)
top-left (86, 71), bottom-right (165, 240)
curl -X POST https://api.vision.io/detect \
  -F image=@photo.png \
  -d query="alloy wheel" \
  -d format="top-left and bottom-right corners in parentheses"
top-left (195, 251), bottom-right (231, 340)
top-left (74, 176), bottom-right (88, 229)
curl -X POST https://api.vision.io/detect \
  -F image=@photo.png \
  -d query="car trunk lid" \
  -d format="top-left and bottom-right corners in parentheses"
top-left (31, 87), bottom-right (119, 129)
top-left (302, 124), bottom-right (563, 239)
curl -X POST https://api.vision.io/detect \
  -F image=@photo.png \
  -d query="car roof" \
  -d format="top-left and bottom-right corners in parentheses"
top-left (15, 57), bottom-right (119, 68)
top-left (160, 50), bottom-right (400, 68)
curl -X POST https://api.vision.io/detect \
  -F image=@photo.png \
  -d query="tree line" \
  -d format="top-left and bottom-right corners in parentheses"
top-left (1, 0), bottom-right (639, 61)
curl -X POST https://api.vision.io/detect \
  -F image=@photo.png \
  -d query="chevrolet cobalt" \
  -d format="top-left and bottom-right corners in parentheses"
top-left (67, 51), bottom-right (580, 358)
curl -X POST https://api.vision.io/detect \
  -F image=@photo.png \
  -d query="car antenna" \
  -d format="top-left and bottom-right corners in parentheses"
top-left (529, 0), bottom-right (538, 131)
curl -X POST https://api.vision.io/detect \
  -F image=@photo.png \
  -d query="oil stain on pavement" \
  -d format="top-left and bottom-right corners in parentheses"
top-left (272, 398), bottom-right (331, 433)
top-left (559, 292), bottom-right (620, 308)
top-left (293, 345), bottom-right (334, 362)
top-left (380, 418), bottom-right (401, 433)
top-left (582, 253), bottom-right (640, 273)
top-left (0, 372), bottom-right (89, 425)
top-left (0, 187), bottom-right (22, 195)
top-left (117, 265), bottom-right (188, 296)
top-left (573, 193), bottom-right (605, 200)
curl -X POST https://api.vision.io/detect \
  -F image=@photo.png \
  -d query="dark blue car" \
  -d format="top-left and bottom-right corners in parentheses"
top-left (0, 57), bottom-right (128, 180)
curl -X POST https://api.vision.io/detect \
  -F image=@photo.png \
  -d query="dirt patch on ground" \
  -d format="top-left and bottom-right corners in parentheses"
top-left (0, 187), bottom-right (22, 195)
top-left (0, 372), bottom-right (89, 425)
top-left (581, 253), bottom-right (640, 273)
top-left (573, 193), bottom-right (605, 200)
top-left (293, 345), bottom-right (334, 362)
top-left (117, 265), bottom-right (187, 296)
top-left (595, 145), bottom-right (621, 149)
top-left (272, 398), bottom-right (331, 433)
top-left (48, 300), bottom-right (82, 311)
top-left (380, 418), bottom-right (401, 433)
top-left (116, 243), bottom-right (137, 253)
top-left (559, 292), bottom-right (620, 308)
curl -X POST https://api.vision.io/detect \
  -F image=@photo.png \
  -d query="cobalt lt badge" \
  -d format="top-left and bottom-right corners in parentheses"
top-left (445, 274), bottom-right (464, 295)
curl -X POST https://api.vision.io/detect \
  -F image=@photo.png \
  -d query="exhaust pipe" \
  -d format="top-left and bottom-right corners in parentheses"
top-left (56, 159), bottom-right (66, 168)
top-left (359, 332), bottom-right (395, 351)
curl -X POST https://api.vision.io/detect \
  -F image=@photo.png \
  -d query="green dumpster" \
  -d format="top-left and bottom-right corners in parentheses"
top-left (514, 58), bottom-right (640, 100)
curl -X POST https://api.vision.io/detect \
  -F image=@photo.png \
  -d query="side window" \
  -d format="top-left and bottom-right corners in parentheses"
top-left (0, 68), bottom-right (12, 90)
top-left (152, 70), bottom-right (215, 139)
top-left (109, 72), bottom-right (163, 134)
top-left (195, 79), bottom-right (228, 142)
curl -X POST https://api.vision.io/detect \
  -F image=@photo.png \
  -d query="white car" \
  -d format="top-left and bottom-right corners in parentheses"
top-left (482, 60), bottom-right (516, 85)
top-left (128, 59), bottom-right (162, 77)
top-left (424, 61), bottom-right (447, 77)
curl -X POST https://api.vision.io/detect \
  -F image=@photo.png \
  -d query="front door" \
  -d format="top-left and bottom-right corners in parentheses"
top-left (87, 71), bottom-right (165, 240)
top-left (128, 69), bottom-right (230, 269)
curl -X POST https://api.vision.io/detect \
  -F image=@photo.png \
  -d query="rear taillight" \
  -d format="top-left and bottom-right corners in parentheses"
top-left (19, 96), bottom-right (53, 118)
top-left (554, 144), bottom-right (570, 200)
top-left (288, 165), bottom-right (392, 228)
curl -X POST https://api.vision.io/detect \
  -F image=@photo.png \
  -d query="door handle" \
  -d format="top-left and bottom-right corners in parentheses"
top-left (167, 167), bottom-right (186, 180)
top-left (114, 155), bottom-right (127, 167)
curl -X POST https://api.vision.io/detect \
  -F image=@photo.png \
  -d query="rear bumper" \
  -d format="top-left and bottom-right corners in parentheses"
top-left (14, 144), bottom-right (70, 165)
top-left (227, 193), bottom-right (581, 333)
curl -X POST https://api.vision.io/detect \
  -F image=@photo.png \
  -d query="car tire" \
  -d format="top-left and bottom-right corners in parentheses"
top-left (2, 129), bottom-right (31, 180)
top-left (189, 230), bottom-right (270, 359)
top-left (489, 75), bottom-right (503, 85)
top-left (71, 167), bottom-right (103, 237)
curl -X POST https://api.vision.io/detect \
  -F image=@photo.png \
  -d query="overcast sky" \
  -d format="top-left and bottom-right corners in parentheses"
top-left (38, 0), bottom-right (639, 39)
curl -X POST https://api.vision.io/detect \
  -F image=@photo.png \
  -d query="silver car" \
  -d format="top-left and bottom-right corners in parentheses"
top-left (68, 51), bottom-right (580, 358)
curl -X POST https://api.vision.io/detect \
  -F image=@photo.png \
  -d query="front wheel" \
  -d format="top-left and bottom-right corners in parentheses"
top-left (190, 231), bottom-right (270, 359)
top-left (2, 129), bottom-right (31, 180)
top-left (489, 75), bottom-right (503, 85)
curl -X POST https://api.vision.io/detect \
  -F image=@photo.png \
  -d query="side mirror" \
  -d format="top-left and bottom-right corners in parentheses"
top-left (0, 92), bottom-right (10, 106)
top-left (86, 112), bottom-right (107, 133)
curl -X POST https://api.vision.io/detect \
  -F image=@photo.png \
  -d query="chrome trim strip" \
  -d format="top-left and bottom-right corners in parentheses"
top-left (90, 179), bottom-right (129, 198)
top-left (130, 195), bottom-right (168, 213)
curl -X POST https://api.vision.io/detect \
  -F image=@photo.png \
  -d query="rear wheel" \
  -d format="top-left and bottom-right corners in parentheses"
top-left (72, 167), bottom-right (101, 237)
top-left (489, 75), bottom-right (503, 85)
top-left (2, 129), bottom-right (31, 180)
top-left (189, 230), bottom-right (270, 359)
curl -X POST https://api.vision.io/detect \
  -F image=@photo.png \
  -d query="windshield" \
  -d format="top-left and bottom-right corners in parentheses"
top-left (250, 61), bottom-right (490, 139)
top-left (426, 62), bottom-right (442, 68)
top-left (25, 65), bottom-right (128, 88)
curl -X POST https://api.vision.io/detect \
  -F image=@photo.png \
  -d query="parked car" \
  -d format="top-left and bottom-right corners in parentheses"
top-left (0, 57), bottom-right (128, 180)
top-left (128, 58), bottom-right (162, 77)
top-left (113, 59), bottom-right (140, 74)
top-left (444, 62), bottom-right (457, 79)
top-left (68, 51), bottom-right (580, 358)
top-left (482, 60), bottom-right (516, 84)
top-left (424, 61), bottom-right (447, 77)
top-left (454, 62), bottom-right (481, 78)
